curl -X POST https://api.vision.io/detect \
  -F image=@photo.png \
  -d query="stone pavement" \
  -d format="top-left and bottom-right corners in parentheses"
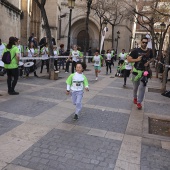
top-left (0, 62), bottom-right (170, 170)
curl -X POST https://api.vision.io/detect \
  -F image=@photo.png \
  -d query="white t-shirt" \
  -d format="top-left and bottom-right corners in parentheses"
top-left (71, 72), bottom-right (84, 91)
top-left (27, 48), bottom-right (35, 57)
top-left (119, 53), bottom-right (126, 60)
top-left (71, 50), bottom-right (80, 62)
top-left (41, 47), bottom-right (48, 60)
top-left (17, 45), bottom-right (22, 58)
top-left (0, 43), bottom-right (5, 57)
top-left (106, 53), bottom-right (112, 61)
top-left (93, 55), bottom-right (101, 66)
top-left (124, 60), bottom-right (132, 70)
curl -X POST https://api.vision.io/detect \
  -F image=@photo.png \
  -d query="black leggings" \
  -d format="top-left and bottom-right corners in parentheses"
top-left (106, 61), bottom-right (111, 73)
top-left (72, 61), bottom-right (77, 73)
top-left (123, 69), bottom-right (130, 84)
top-left (6, 68), bottom-right (18, 92)
top-left (41, 59), bottom-right (49, 72)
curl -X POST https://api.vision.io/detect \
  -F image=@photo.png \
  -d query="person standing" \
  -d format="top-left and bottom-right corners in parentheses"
top-left (3, 37), bottom-right (20, 95)
top-left (58, 44), bottom-right (65, 70)
top-left (25, 42), bottom-right (38, 77)
top-left (127, 37), bottom-right (153, 109)
top-left (88, 47), bottom-right (92, 63)
top-left (93, 50), bottom-right (103, 80)
top-left (69, 45), bottom-right (83, 73)
top-left (0, 39), bottom-right (6, 58)
top-left (40, 43), bottom-right (49, 73)
top-left (66, 62), bottom-right (89, 120)
top-left (53, 45), bottom-right (59, 71)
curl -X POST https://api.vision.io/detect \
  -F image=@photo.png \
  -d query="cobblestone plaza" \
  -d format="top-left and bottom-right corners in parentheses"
top-left (0, 63), bottom-right (170, 170)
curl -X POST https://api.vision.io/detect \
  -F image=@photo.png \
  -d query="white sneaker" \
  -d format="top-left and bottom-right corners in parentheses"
top-left (95, 77), bottom-right (98, 81)
top-left (65, 71), bottom-right (68, 73)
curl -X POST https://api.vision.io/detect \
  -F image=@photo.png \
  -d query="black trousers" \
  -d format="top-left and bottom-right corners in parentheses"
top-left (106, 61), bottom-right (111, 73)
top-left (54, 60), bottom-right (58, 71)
top-left (65, 60), bottom-right (71, 72)
top-left (72, 61), bottom-right (77, 73)
top-left (123, 69), bottom-right (130, 85)
top-left (6, 68), bottom-right (18, 92)
top-left (41, 59), bottom-right (49, 72)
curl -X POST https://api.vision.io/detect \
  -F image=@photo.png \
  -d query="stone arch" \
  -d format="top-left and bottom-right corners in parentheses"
top-left (66, 17), bottom-right (100, 52)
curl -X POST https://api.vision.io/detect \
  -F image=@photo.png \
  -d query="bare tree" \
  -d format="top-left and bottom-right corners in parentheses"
top-left (34, 0), bottom-right (55, 79)
top-left (91, 0), bottom-right (112, 48)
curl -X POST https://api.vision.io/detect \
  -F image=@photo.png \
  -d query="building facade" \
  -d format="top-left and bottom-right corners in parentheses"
top-left (0, 0), bottom-right (136, 54)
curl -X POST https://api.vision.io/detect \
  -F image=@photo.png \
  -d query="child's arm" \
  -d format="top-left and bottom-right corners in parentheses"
top-left (66, 74), bottom-right (73, 95)
top-left (83, 75), bottom-right (89, 91)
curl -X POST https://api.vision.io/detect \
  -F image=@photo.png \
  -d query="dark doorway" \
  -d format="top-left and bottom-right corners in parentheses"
top-left (77, 30), bottom-right (89, 52)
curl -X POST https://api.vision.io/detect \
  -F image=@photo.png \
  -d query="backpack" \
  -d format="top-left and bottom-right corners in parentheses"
top-left (2, 49), bottom-right (14, 64)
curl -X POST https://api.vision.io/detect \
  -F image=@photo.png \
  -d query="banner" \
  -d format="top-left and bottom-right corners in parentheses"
top-left (100, 27), bottom-right (107, 54)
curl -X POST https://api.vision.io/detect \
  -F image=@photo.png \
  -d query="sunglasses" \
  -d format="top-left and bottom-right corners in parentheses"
top-left (142, 42), bottom-right (148, 44)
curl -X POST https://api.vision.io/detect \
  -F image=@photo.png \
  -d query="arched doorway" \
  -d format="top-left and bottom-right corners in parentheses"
top-left (77, 30), bottom-right (89, 52)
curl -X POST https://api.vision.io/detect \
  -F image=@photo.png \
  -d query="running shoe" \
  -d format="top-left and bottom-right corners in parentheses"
top-left (95, 77), bottom-right (98, 81)
top-left (133, 98), bottom-right (137, 104)
top-left (137, 103), bottom-right (142, 110)
top-left (73, 114), bottom-right (78, 120)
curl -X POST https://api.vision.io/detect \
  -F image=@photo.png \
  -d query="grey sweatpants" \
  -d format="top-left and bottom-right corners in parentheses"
top-left (132, 74), bottom-right (146, 103)
top-left (71, 90), bottom-right (83, 115)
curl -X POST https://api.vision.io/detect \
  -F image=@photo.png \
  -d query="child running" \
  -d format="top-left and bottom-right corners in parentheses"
top-left (93, 50), bottom-right (103, 80)
top-left (66, 62), bottom-right (89, 120)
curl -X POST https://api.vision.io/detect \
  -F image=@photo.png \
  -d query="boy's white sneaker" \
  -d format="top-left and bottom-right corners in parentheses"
top-left (95, 77), bottom-right (98, 81)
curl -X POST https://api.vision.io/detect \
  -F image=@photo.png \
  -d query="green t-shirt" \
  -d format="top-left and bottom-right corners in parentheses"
top-left (3, 45), bottom-right (19, 69)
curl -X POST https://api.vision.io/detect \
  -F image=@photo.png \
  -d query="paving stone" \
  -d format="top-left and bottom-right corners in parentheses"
top-left (0, 97), bottom-right (56, 117)
top-left (0, 117), bottom-right (22, 136)
top-left (100, 87), bottom-right (133, 98)
top-left (145, 92), bottom-right (170, 103)
top-left (144, 101), bottom-right (170, 116)
top-left (0, 83), bottom-right (35, 93)
top-left (64, 107), bottom-right (129, 133)
top-left (27, 88), bottom-right (68, 100)
top-left (19, 77), bottom-right (56, 86)
top-left (12, 129), bottom-right (121, 170)
top-left (87, 95), bottom-right (132, 110)
top-left (141, 144), bottom-right (170, 170)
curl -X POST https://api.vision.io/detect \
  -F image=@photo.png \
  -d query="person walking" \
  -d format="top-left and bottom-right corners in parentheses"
top-left (118, 49), bottom-right (128, 65)
top-left (3, 37), bottom-right (20, 95)
top-left (127, 37), bottom-right (153, 109)
top-left (66, 62), bottom-right (89, 120)
top-left (69, 45), bottom-right (83, 73)
top-left (93, 50), bottom-right (103, 80)
top-left (105, 49), bottom-right (113, 75)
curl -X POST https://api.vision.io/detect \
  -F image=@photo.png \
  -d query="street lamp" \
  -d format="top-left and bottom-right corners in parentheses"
top-left (67, 0), bottom-right (75, 50)
top-left (115, 31), bottom-right (120, 60)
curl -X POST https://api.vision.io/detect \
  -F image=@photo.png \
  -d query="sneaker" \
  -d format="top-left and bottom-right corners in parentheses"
top-left (133, 98), bottom-right (137, 104)
top-left (65, 71), bottom-right (68, 73)
top-left (9, 91), bottom-right (19, 95)
top-left (106, 72), bottom-right (108, 75)
top-left (95, 77), bottom-right (98, 81)
top-left (137, 103), bottom-right (142, 110)
top-left (73, 114), bottom-right (78, 120)
top-left (123, 84), bottom-right (126, 87)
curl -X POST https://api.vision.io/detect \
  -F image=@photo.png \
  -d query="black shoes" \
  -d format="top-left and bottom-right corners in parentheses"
top-left (73, 114), bottom-right (78, 120)
top-left (8, 91), bottom-right (19, 95)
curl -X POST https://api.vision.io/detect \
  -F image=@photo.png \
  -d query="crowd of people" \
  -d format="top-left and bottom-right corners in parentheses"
top-left (0, 34), bottom-right (155, 114)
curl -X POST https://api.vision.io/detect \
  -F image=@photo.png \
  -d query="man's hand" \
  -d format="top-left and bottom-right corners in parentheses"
top-left (136, 56), bottom-right (142, 62)
top-left (66, 91), bottom-right (70, 95)
top-left (85, 87), bottom-right (89, 92)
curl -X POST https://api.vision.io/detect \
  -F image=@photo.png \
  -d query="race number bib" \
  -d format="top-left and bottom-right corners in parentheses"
top-left (95, 61), bottom-right (99, 65)
top-left (72, 81), bottom-right (83, 90)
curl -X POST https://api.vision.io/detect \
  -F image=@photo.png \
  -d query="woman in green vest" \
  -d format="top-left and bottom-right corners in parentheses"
top-left (3, 37), bottom-right (20, 95)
